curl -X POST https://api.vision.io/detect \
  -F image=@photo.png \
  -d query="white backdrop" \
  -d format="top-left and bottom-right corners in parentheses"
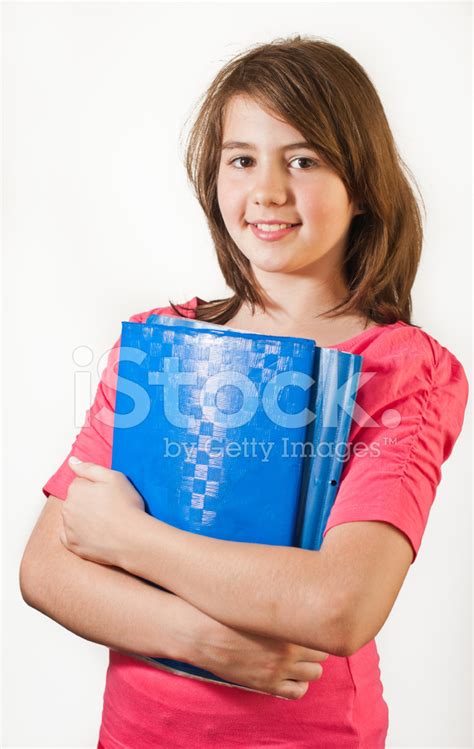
top-left (3, 2), bottom-right (472, 747)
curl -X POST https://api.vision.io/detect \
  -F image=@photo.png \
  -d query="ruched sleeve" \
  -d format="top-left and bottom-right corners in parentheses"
top-left (322, 329), bottom-right (469, 563)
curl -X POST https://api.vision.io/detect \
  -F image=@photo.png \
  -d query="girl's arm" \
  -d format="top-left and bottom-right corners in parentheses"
top-left (117, 510), bottom-right (413, 655)
top-left (62, 460), bottom-right (413, 655)
top-left (20, 496), bottom-right (222, 663)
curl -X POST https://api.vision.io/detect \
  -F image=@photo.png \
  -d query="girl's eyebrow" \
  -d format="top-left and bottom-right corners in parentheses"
top-left (221, 140), bottom-right (315, 151)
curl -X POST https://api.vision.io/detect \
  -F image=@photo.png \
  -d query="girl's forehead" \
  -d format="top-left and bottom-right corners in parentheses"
top-left (223, 94), bottom-right (282, 121)
top-left (221, 95), bottom-right (304, 140)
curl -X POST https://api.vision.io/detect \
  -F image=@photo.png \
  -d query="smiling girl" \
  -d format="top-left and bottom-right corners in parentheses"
top-left (20, 36), bottom-right (468, 748)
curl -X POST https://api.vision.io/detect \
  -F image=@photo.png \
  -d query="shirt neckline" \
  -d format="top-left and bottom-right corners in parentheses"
top-left (324, 321), bottom-right (406, 348)
top-left (191, 296), bottom-right (406, 349)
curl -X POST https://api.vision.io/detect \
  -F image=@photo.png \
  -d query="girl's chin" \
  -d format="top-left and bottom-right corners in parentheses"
top-left (249, 258), bottom-right (297, 274)
top-left (245, 246), bottom-right (300, 266)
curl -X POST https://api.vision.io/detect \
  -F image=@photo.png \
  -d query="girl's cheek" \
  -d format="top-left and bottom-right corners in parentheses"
top-left (300, 188), bottom-right (332, 221)
top-left (217, 176), bottom-right (234, 209)
top-left (218, 185), bottom-right (243, 218)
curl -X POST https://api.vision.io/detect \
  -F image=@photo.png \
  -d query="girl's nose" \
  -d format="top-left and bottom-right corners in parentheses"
top-left (250, 168), bottom-right (288, 206)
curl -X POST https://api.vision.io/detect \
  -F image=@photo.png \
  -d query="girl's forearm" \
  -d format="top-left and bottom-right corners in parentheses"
top-left (118, 512), bottom-right (342, 652)
top-left (20, 538), bottom-right (217, 664)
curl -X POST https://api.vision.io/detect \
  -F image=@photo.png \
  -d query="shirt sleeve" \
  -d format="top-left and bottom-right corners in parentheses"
top-left (321, 333), bottom-right (469, 563)
top-left (41, 308), bottom-right (166, 501)
top-left (42, 333), bottom-right (122, 501)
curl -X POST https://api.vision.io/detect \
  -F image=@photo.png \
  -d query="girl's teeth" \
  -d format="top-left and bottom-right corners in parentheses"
top-left (256, 223), bottom-right (294, 231)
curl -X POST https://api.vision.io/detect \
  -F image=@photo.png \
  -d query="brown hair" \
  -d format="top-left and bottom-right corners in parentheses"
top-left (169, 34), bottom-right (424, 328)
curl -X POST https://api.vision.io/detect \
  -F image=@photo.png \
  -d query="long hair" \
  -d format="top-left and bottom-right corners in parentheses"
top-left (169, 35), bottom-right (424, 327)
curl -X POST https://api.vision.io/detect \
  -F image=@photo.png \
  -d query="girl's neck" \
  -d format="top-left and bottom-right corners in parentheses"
top-left (225, 300), bottom-right (377, 348)
top-left (248, 271), bottom-right (352, 325)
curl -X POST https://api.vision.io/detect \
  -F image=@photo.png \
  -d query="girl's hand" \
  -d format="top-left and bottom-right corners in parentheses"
top-left (60, 457), bottom-right (145, 567)
top-left (197, 614), bottom-right (329, 700)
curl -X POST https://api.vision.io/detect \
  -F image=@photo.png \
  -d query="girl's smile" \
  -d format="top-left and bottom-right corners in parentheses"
top-left (248, 221), bottom-right (301, 241)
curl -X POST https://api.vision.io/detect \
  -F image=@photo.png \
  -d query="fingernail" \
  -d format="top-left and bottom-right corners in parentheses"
top-left (69, 456), bottom-right (82, 465)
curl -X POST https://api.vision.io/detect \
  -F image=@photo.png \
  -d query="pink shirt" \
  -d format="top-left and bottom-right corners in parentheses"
top-left (42, 296), bottom-right (469, 748)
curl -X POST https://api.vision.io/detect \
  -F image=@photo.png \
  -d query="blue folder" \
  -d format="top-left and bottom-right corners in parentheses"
top-left (111, 315), bottom-right (363, 690)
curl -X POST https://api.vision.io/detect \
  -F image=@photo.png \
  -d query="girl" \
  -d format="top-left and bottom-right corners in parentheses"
top-left (21, 35), bottom-right (469, 748)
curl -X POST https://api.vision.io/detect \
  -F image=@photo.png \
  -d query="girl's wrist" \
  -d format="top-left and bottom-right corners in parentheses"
top-left (115, 509), bottom-right (158, 573)
top-left (164, 591), bottom-right (219, 666)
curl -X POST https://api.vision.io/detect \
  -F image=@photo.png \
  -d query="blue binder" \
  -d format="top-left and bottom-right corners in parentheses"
top-left (111, 314), bottom-right (363, 690)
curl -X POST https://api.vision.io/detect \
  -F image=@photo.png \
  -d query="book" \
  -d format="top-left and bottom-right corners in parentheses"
top-left (111, 314), bottom-right (363, 692)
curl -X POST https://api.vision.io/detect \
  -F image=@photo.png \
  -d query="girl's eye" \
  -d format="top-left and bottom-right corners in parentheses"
top-left (228, 156), bottom-right (318, 169)
top-left (230, 156), bottom-right (254, 169)
top-left (290, 156), bottom-right (318, 169)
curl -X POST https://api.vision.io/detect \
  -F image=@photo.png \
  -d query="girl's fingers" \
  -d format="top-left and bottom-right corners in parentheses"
top-left (68, 457), bottom-right (111, 482)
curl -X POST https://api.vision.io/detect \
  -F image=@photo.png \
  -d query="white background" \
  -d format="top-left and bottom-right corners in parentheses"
top-left (3, 2), bottom-right (472, 747)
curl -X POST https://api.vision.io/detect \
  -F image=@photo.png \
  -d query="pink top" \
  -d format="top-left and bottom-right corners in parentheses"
top-left (42, 296), bottom-right (469, 748)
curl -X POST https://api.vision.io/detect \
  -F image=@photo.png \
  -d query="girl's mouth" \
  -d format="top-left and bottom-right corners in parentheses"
top-left (249, 223), bottom-right (301, 242)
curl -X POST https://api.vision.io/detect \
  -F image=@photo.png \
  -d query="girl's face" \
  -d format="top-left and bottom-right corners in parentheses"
top-left (216, 95), bottom-right (362, 279)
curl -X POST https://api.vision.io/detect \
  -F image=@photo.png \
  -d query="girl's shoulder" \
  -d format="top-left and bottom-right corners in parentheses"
top-left (348, 319), bottom-right (465, 370)
top-left (350, 320), bottom-right (469, 408)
